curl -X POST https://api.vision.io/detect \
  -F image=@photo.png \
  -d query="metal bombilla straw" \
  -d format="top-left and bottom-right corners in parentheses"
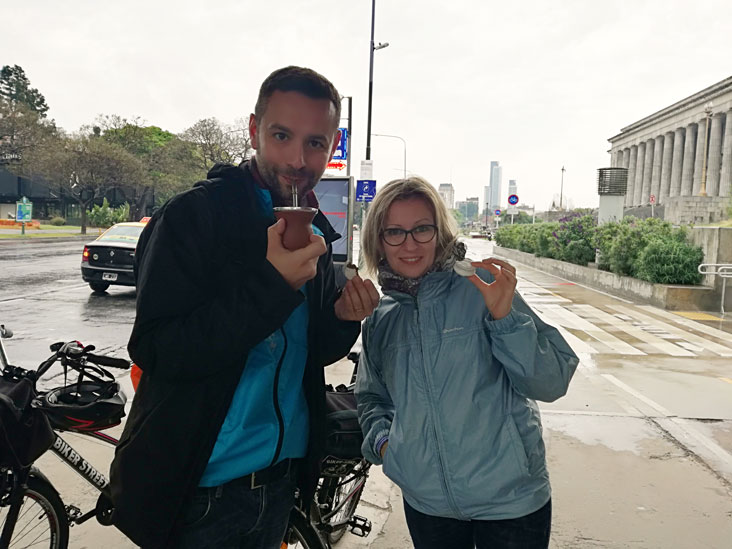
top-left (291, 183), bottom-right (298, 207)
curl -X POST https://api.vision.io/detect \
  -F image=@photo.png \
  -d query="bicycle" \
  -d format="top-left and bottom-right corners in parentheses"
top-left (0, 323), bottom-right (130, 549)
top-left (282, 350), bottom-right (373, 549)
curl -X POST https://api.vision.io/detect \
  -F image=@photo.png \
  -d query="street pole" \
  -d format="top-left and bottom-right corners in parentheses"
top-left (559, 166), bottom-right (565, 210)
top-left (345, 96), bottom-right (352, 178)
top-left (366, 0), bottom-right (376, 161)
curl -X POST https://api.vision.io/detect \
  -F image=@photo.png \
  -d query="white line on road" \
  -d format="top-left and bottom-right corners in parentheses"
top-left (609, 304), bottom-right (732, 357)
top-left (637, 305), bottom-right (732, 347)
top-left (0, 283), bottom-right (89, 303)
top-left (601, 374), bottom-right (675, 416)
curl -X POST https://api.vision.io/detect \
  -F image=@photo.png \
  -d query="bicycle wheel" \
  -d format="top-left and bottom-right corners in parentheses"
top-left (0, 474), bottom-right (69, 549)
top-left (281, 509), bottom-right (328, 549)
top-left (320, 474), bottom-right (365, 544)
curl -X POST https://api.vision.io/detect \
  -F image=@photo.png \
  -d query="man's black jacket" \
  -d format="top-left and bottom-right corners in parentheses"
top-left (108, 162), bottom-right (360, 547)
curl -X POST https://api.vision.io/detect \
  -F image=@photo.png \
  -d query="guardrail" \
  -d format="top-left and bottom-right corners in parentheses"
top-left (697, 264), bottom-right (732, 315)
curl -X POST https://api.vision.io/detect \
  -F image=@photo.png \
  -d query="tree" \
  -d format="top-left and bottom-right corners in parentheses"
top-left (96, 115), bottom-right (202, 216)
top-left (181, 117), bottom-right (252, 172)
top-left (26, 131), bottom-right (146, 234)
top-left (0, 65), bottom-right (49, 116)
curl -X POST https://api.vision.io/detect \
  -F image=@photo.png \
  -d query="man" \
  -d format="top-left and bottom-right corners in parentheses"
top-left (107, 66), bottom-right (380, 548)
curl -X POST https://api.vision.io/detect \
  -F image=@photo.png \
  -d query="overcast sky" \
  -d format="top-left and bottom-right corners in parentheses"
top-left (4, 0), bottom-right (732, 210)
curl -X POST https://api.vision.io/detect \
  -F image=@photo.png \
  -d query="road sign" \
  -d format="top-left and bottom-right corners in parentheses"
top-left (15, 198), bottom-right (32, 222)
top-left (327, 161), bottom-right (347, 171)
top-left (360, 160), bottom-right (373, 180)
top-left (507, 207), bottom-right (519, 215)
top-left (494, 209), bottom-right (501, 216)
top-left (332, 128), bottom-right (348, 160)
top-left (356, 180), bottom-right (376, 202)
top-left (508, 194), bottom-right (519, 205)
top-left (649, 194), bottom-right (656, 204)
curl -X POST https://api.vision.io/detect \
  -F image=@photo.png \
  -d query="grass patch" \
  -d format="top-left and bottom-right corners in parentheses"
top-left (0, 232), bottom-right (86, 239)
top-left (38, 224), bottom-right (83, 231)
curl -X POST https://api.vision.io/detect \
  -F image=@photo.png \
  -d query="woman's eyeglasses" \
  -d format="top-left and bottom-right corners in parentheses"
top-left (380, 224), bottom-right (437, 246)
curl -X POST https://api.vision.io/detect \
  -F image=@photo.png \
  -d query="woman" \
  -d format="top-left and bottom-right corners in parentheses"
top-left (355, 177), bottom-right (578, 549)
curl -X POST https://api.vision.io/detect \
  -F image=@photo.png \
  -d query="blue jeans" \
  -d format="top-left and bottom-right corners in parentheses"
top-left (403, 498), bottom-right (551, 549)
top-left (174, 471), bottom-right (297, 549)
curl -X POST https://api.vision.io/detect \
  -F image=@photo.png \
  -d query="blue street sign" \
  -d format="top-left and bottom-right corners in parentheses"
top-left (494, 209), bottom-right (501, 216)
top-left (332, 128), bottom-right (348, 160)
top-left (508, 194), bottom-right (519, 205)
top-left (356, 180), bottom-right (376, 202)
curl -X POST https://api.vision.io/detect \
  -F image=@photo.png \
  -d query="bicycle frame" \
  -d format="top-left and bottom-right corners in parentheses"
top-left (48, 431), bottom-right (118, 494)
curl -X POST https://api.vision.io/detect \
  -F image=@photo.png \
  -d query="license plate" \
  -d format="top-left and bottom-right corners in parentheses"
top-left (102, 273), bottom-right (118, 282)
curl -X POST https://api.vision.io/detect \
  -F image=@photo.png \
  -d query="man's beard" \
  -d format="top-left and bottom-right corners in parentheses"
top-left (256, 158), bottom-right (319, 206)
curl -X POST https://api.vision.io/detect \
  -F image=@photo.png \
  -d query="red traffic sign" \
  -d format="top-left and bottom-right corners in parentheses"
top-left (649, 194), bottom-right (656, 204)
top-left (494, 209), bottom-right (501, 216)
top-left (508, 194), bottom-right (519, 205)
top-left (327, 161), bottom-right (346, 171)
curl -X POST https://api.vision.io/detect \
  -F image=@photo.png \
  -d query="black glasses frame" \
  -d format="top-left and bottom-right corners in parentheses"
top-left (380, 224), bottom-right (438, 246)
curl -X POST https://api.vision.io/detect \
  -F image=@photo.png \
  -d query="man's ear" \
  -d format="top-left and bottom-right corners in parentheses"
top-left (328, 129), bottom-right (342, 161)
top-left (249, 114), bottom-right (259, 150)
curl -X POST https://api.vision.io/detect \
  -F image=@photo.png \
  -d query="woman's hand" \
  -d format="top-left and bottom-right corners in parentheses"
top-left (466, 258), bottom-right (517, 320)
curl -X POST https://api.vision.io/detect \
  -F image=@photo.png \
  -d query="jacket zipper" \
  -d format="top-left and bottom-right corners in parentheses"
top-left (414, 299), bottom-right (465, 519)
top-left (271, 327), bottom-right (288, 465)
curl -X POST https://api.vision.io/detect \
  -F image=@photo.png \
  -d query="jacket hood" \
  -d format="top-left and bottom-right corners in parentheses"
top-left (197, 162), bottom-right (249, 185)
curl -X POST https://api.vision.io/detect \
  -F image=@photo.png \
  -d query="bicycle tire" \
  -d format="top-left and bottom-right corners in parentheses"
top-left (0, 474), bottom-right (69, 549)
top-left (321, 476), bottom-right (365, 544)
top-left (282, 509), bottom-right (328, 549)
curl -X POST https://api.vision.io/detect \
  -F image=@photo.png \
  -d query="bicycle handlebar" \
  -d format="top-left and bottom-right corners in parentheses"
top-left (86, 353), bottom-right (131, 370)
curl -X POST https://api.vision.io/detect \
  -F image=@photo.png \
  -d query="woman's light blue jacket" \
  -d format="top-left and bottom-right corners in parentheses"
top-left (355, 268), bottom-right (579, 520)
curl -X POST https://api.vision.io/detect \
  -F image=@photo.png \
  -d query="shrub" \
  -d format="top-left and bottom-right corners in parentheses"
top-left (536, 223), bottom-right (560, 258)
top-left (49, 216), bottom-right (66, 226)
top-left (518, 224), bottom-right (541, 254)
top-left (635, 239), bottom-right (704, 284)
top-left (495, 225), bottom-right (522, 250)
top-left (554, 214), bottom-right (596, 265)
top-left (87, 199), bottom-right (130, 228)
top-left (607, 222), bottom-right (646, 276)
top-left (593, 221), bottom-right (621, 270)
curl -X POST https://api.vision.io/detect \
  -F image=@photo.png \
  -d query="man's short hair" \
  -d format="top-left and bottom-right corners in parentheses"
top-left (254, 66), bottom-right (341, 126)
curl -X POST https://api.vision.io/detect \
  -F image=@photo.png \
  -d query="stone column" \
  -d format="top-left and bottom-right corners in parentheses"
top-left (706, 112), bottom-right (724, 196)
top-left (626, 145), bottom-right (638, 206)
top-left (650, 135), bottom-right (664, 203)
top-left (680, 122), bottom-right (697, 196)
top-left (670, 127), bottom-right (685, 197)
top-left (633, 141), bottom-right (646, 205)
top-left (659, 132), bottom-right (674, 204)
top-left (610, 149), bottom-right (619, 168)
top-left (693, 117), bottom-right (708, 196)
top-left (640, 138), bottom-right (654, 204)
top-left (623, 148), bottom-right (630, 168)
top-left (719, 109), bottom-right (732, 197)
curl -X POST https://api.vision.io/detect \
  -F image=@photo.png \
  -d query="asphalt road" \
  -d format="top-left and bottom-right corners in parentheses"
top-left (1, 236), bottom-right (731, 548)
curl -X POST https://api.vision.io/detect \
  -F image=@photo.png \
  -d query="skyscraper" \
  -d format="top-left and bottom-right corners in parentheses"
top-left (438, 183), bottom-right (455, 209)
top-left (489, 161), bottom-right (502, 210)
top-left (508, 179), bottom-right (517, 199)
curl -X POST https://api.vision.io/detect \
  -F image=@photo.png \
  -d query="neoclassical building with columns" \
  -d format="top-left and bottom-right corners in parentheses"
top-left (608, 76), bottom-right (732, 224)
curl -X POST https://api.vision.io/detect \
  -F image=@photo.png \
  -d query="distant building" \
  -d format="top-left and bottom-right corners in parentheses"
top-left (438, 183), bottom-right (455, 209)
top-left (508, 179), bottom-right (517, 199)
top-left (456, 196), bottom-right (479, 221)
top-left (608, 74), bottom-right (732, 224)
top-left (489, 161), bottom-right (502, 210)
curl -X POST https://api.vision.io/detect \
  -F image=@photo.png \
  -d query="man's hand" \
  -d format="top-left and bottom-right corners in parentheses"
top-left (267, 219), bottom-right (327, 289)
top-left (334, 275), bottom-right (380, 322)
top-left (467, 258), bottom-right (517, 320)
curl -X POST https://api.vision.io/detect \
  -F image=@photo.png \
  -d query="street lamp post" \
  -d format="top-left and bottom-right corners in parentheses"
top-left (371, 133), bottom-right (406, 178)
top-left (559, 166), bottom-right (565, 210)
top-left (365, 0), bottom-right (389, 161)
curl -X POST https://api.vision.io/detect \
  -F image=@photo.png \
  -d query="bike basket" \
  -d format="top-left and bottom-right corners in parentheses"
top-left (324, 386), bottom-right (363, 459)
top-left (0, 376), bottom-right (55, 468)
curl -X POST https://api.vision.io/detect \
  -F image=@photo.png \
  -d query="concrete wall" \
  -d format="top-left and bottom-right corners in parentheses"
top-left (665, 196), bottom-right (729, 225)
top-left (494, 246), bottom-right (719, 311)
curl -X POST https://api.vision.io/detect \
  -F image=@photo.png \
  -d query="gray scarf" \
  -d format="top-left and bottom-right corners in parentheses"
top-left (377, 240), bottom-right (466, 297)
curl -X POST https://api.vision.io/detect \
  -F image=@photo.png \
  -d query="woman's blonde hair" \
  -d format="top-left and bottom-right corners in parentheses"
top-left (360, 176), bottom-right (458, 275)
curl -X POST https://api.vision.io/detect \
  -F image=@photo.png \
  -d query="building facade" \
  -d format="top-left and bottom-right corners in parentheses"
top-left (608, 76), bottom-right (732, 223)
top-left (489, 161), bottom-right (502, 210)
top-left (438, 183), bottom-right (455, 209)
top-left (508, 179), bottom-right (517, 199)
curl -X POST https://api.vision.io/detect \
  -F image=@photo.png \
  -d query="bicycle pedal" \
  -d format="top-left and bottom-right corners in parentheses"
top-left (348, 515), bottom-right (371, 537)
top-left (66, 505), bottom-right (82, 525)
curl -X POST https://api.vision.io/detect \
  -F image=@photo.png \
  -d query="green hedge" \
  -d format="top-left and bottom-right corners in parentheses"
top-left (495, 215), bottom-right (704, 285)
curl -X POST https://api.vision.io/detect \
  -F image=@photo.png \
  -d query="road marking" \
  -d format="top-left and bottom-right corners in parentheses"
top-left (637, 305), bottom-right (732, 342)
top-left (674, 311), bottom-right (722, 321)
top-left (531, 306), bottom-right (598, 354)
top-left (0, 284), bottom-right (89, 303)
top-left (601, 374), bottom-right (675, 416)
top-left (560, 304), bottom-right (646, 355)
top-left (609, 305), bottom-right (732, 357)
